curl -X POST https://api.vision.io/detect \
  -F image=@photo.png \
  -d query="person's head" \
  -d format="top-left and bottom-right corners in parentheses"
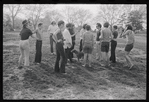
top-left (96, 23), bottom-right (102, 30)
top-left (22, 20), bottom-right (28, 28)
top-left (113, 25), bottom-right (118, 31)
top-left (51, 21), bottom-right (56, 25)
top-left (85, 25), bottom-right (91, 31)
top-left (38, 23), bottom-right (43, 29)
top-left (126, 24), bottom-right (133, 30)
top-left (104, 22), bottom-right (109, 28)
top-left (66, 23), bottom-right (72, 29)
top-left (83, 24), bottom-right (87, 29)
top-left (58, 20), bottom-right (65, 31)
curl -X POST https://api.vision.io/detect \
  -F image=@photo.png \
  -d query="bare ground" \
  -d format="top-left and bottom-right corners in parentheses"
top-left (3, 32), bottom-right (146, 99)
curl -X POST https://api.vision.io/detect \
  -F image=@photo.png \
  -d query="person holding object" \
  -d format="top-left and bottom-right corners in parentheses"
top-left (119, 24), bottom-right (135, 69)
top-left (109, 25), bottom-right (118, 63)
top-left (95, 23), bottom-right (102, 61)
top-left (82, 25), bottom-right (94, 67)
top-left (34, 23), bottom-right (43, 65)
top-left (100, 22), bottom-right (113, 67)
top-left (47, 21), bottom-right (58, 55)
top-left (63, 23), bottom-right (72, 64)
top-left (54, 20), bottom-right (66, 74)
top-left (18, 20), bottom-right (36, 69)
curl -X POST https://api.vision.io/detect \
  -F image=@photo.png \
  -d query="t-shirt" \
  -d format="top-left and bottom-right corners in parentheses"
top-left (47, 25), bottom-right (58, 36)
top-left (19, 27), bottom-right (33, 40)
top-left (123, 30), bottom-right (135, 44)
top-left (100, 28), bottom-right (112, 42)
top-left (112, 30), bottom-right (118, 41)
top-left (96, 30), bottom-right (101, 41)
top-left (82, 31), bottom-right (94, 47)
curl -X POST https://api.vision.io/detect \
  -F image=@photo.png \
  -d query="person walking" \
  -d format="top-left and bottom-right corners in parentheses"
top-left (100, 22), bottom-right (113, 67)
top-left (95, 23), bottom-right (102, 61)
top-left (82, 25), bottom-right (94, 67)
top-left (47, 21), bottom-right (58, 55)
top-left (54, 20), bottom-right (66, 74)
top-left (34, 23), bottom-right (43, 65)
top-left (109, 25), bottom-right (118, 63)
top-left (120, 24), bottom-right (135, 69)
top-left (18, 20), bottom-right (36, 69)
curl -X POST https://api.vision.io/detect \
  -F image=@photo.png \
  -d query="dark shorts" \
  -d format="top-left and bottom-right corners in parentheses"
top-left (101, 42), bottom-right (109, 53)
top-left (125, 43), bottom-right (133, 52)
top-left (83, 46), bottom-right (93, 54)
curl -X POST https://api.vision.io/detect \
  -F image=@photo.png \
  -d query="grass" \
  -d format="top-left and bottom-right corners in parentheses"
top-left (3, 31), bottom-right (146, 99)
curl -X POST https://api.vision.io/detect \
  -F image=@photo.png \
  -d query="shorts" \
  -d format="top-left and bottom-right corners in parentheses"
top-left (83, 46), bottom-right (93, 54)
top-left (101, 42), bottom-right (109, 53)
top-left (125, 43), bottom-right (133, 52)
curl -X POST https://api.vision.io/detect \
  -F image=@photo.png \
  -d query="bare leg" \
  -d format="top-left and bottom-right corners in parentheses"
top-left (83, 53), bottom-right (87, 66)
top-left (88, 54), bottom-right (92, 67)
top-left (105, 52), bottom-right (109, 66)
top-left (125, 51), bottom-right (134, 68)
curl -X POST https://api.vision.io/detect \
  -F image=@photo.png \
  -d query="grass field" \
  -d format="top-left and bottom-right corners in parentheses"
top-left (3, 31), bottom-right (146, 99)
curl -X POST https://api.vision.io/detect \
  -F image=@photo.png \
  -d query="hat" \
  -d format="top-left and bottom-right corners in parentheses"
top-left (22, 20), bottom-right (28, 25)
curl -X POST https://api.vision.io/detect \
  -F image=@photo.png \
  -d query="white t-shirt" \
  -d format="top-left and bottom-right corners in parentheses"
top-left (47, 25), bottom-right (58, 35)
top-left (123, 30), bottom-right (135, 44)
top-left (62, 28), bottom-right (72, 49)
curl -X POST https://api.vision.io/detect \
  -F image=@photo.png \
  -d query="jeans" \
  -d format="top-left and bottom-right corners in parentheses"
top-left (79, 39), bottom-right (82, 52)
top-left (19, 39), bottom-right (30, 66)
top-left (35, 40), bottom-right (42, 63)
top-left (110, 40), bottom-right (117, 63)
top-left (50, 34), bottom-right (55, 53)
top-left (70, 40), bottom-right (75, 58)
top-left (54, 42), bottom-right (66, 73)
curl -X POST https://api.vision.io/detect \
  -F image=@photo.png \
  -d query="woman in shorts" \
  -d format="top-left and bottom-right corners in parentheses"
top-left (120, 24), bottom-right (135, 69)
top-left (82, 25), bottom-right (94, 67)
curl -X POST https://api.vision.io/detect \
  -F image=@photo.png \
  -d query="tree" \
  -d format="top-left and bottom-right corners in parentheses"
top-left (3, 13), bottom-right (12, 32)
top-left (128, 10), bottom-right (144, 31)
top-left (4, 4), bottom-right (22, 31)
top-left (62, 6), bottom-right (92, 27)
top-left (24, 4), bottom-right (49, 30)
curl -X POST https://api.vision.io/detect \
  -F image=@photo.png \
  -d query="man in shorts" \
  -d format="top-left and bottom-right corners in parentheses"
top-left (100, 22), bottom-right (113, 67)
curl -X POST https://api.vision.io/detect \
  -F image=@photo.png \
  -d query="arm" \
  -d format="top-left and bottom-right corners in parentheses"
top-left (99, 30), bottom-right (103, 40)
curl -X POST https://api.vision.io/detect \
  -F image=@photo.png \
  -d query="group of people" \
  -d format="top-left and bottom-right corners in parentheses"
top-left (18, 19), bottom-right (135, 74)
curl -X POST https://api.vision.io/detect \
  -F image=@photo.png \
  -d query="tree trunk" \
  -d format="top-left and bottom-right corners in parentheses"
top-left (12, 17), bottom-right (15, 31)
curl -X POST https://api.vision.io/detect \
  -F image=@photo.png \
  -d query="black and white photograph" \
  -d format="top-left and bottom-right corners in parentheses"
top-left (3, 4), bottom-right (146, 99)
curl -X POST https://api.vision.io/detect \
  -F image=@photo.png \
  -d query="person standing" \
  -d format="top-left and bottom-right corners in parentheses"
top-left (82, 25), bottom-right (94, 67)
top-left (54, 20), bottom-right (66, 74)
top-left (95, 23), bottom-right (102, 60)
top-left (120, 24), bottom-right (135, 69)
top-left (34, 23), bottom-right (43, 64)
top-left (100, 22), bottom-right (113, 67)
top-left (79, 24), bottom-right (87, 52)
top-left (47, 21), bottom-right (58, 55)
top-left (18, 20), bottom-right (36, 69)
top-left (109, 25), bottom-right (118, 64)
top-left (63, 23), bottom-right (72, 64)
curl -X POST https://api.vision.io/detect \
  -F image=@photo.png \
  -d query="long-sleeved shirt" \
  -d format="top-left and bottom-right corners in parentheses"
top-left (62, 28), bottom-right (72, 49)
top-left (47, 25), bottom-right (58, 36)
top-left (80, 28), bottom-right (86, 40)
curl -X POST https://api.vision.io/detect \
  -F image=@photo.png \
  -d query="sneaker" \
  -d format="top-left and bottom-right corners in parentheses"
top-left (89, 64), bottom-right (92, 67)
top-left (82, 64), bottom-right (87, 67)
